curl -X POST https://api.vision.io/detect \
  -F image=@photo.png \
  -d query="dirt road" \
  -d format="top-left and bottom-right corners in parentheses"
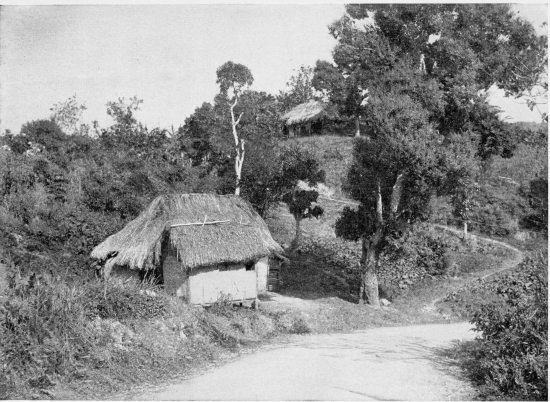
top-left (131, 227), bottom-right (519, 401)
top-left (136, 322), bottom-right (476, 401)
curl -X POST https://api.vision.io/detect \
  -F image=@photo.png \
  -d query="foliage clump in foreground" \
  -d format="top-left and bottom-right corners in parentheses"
top-left (0, 272), bottom-right (311, 399)
top-left (457, 253), bottom-right (547, 400)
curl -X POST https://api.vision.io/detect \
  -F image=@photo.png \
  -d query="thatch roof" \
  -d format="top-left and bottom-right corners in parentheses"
top-left (281, 100), bottom-right (338, 126)
top-left (91, 194), bottom-right (283, 271)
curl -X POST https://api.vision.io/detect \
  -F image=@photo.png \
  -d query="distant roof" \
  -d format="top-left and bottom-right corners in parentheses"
top-left (281, 100), bottom-right (338, 126)
top-left (91, 193), bottom-right (283, 270)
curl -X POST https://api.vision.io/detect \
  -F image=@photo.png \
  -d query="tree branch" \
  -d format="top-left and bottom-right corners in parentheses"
top-left (376, 179), bottom-right (383, 224)
top-left (235, 112), bottom-right (244, 127)
top-left (390, 172), bottom-right (405, 218)
top-left (230, 97), bottom-right (240, 147)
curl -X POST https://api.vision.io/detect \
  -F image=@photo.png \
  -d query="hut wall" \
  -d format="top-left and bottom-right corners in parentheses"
top-left (187, 264), bottom-right (256, 304)
top-left (255, 257), bottom-right (269, 293)
top-left (163, 250), bottom-right (189, 299)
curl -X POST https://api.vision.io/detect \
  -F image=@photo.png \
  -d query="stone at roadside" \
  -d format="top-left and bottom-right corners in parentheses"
top-left (380, 298), bottom-right (391, 307)
top-left (513, 231), bottom-right (530, 241)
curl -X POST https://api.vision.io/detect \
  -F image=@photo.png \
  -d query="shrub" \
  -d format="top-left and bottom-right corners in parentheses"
top-left (382, 225), bottom-right (454, 278)
top-left (464, 254), bottom-right (547, 400)
top-left (208, 293), bottom-right (237, 317)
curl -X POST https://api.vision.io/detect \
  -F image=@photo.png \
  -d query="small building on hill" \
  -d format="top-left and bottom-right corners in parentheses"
top-left (281, 100), bottom-right (338, 137)
top-left (91, 193), bottom-right (283, 305)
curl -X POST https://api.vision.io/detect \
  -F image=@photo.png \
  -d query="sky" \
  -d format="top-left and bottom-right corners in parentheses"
top-left (0, 3), bottom-right (547, 133)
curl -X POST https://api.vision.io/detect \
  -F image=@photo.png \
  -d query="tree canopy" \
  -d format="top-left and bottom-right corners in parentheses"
top-left (315, 4), bottom-right (547, 149)
top-left (331, 4), bottom-right (546, 306)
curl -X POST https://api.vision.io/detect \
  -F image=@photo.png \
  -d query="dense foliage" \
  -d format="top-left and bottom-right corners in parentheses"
top-left (461, 254), bottom-right (547, 400)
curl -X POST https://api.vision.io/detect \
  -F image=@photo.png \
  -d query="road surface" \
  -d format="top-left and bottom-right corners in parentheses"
top-left (136, 322), bottom-right (476, 401)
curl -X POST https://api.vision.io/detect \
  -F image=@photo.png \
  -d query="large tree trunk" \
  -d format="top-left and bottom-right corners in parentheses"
top-left (291, 215), bottom-right (302, 250)
top-left (354, 116), bottom-right (361, 137)
top-left (359, 228), bottom-right (382, 307)
top-left (357, 174), bottom-right (405, 307)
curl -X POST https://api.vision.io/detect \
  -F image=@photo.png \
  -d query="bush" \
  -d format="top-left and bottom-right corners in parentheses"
top-left (208, 293), bottom-right (237, 317)
top-left (382, 225), bottom-right (455, 278)
top-left (464, 254), bottom-right (547, 400)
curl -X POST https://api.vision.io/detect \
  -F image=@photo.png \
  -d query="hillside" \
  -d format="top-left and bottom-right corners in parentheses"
top-left (266, 125), bottom-right (548, 244)
top-left (267, 135), bottom-right (356, 245)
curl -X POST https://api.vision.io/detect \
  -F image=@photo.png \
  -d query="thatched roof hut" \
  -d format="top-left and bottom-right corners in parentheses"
top-left (281, 100), bottom-right (338, 126)
top-left (91, 193), bottom-right (283, 272)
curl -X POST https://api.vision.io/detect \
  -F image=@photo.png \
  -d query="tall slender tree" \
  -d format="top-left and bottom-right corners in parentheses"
top-left (215, 61), bottom-right (254, 196)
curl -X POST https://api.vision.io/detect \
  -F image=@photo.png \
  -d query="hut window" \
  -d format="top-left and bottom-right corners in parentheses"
top-left (245, 261), bottom-right (254, 271)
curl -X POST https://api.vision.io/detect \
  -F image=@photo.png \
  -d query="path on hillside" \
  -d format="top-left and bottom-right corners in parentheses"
top-left (433, 224), bottom-right (524, 280)
top-left (135, 322), bottom-right (476, 401)
top-left (422, 224), bottom-right (524, 316)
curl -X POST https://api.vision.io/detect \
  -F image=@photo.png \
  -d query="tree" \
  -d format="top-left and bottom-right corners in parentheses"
top-left (523, 174), bottom-right (548, 233)
top-left (327, 4), bottom-right (546, 306)
top-left (50, 95), bottom-right (88, 136)
top-left (105, 96), bottom-right (143, 129)
top-left (177, 88), bottom-right (282, 206)
top-left (336, 86), bottom-right (446, 306)
top-left (215, 61), bottom-right (254, 196)
top-left (351, 4), bottom-right (548, 136)
top-left (444, 132), bottom-right (482, 237)
top-left (312, 60), bottom-right (368, 137)
top-left (278, 65), bottom-right (317, 112)
top-left (312, 23), bottom-right (397, 137)
top-left (277, 146), bottom-right (325, 249)
top-left (321, 4), bottom-right (546, 151)
top-left (177, 102), bottom-right (221, 166)
top-left (99, 97), bottom-right (170, 159)
top-left (20, 120), bottom-right (67, 153)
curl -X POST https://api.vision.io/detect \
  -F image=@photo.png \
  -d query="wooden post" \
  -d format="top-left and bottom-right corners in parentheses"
top-left (355, 116), bottom-right (361, 137)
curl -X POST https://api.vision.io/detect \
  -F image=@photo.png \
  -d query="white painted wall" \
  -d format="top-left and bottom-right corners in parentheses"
top-left (188, 265), bottom-right (257, 304)
top-left (255, 257), bottom-right (269, 293)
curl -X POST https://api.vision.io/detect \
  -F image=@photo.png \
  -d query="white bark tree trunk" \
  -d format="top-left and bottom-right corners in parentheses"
top-left (230, 97), bottom-right (245, 196)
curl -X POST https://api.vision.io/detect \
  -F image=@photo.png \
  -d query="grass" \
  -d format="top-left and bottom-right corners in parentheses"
top-left (266, 135), bottom-right (357, 248)
top-left (0, 275), bottom-right (310, 400)
top-left (281, 135), bottom-right (355, 199)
